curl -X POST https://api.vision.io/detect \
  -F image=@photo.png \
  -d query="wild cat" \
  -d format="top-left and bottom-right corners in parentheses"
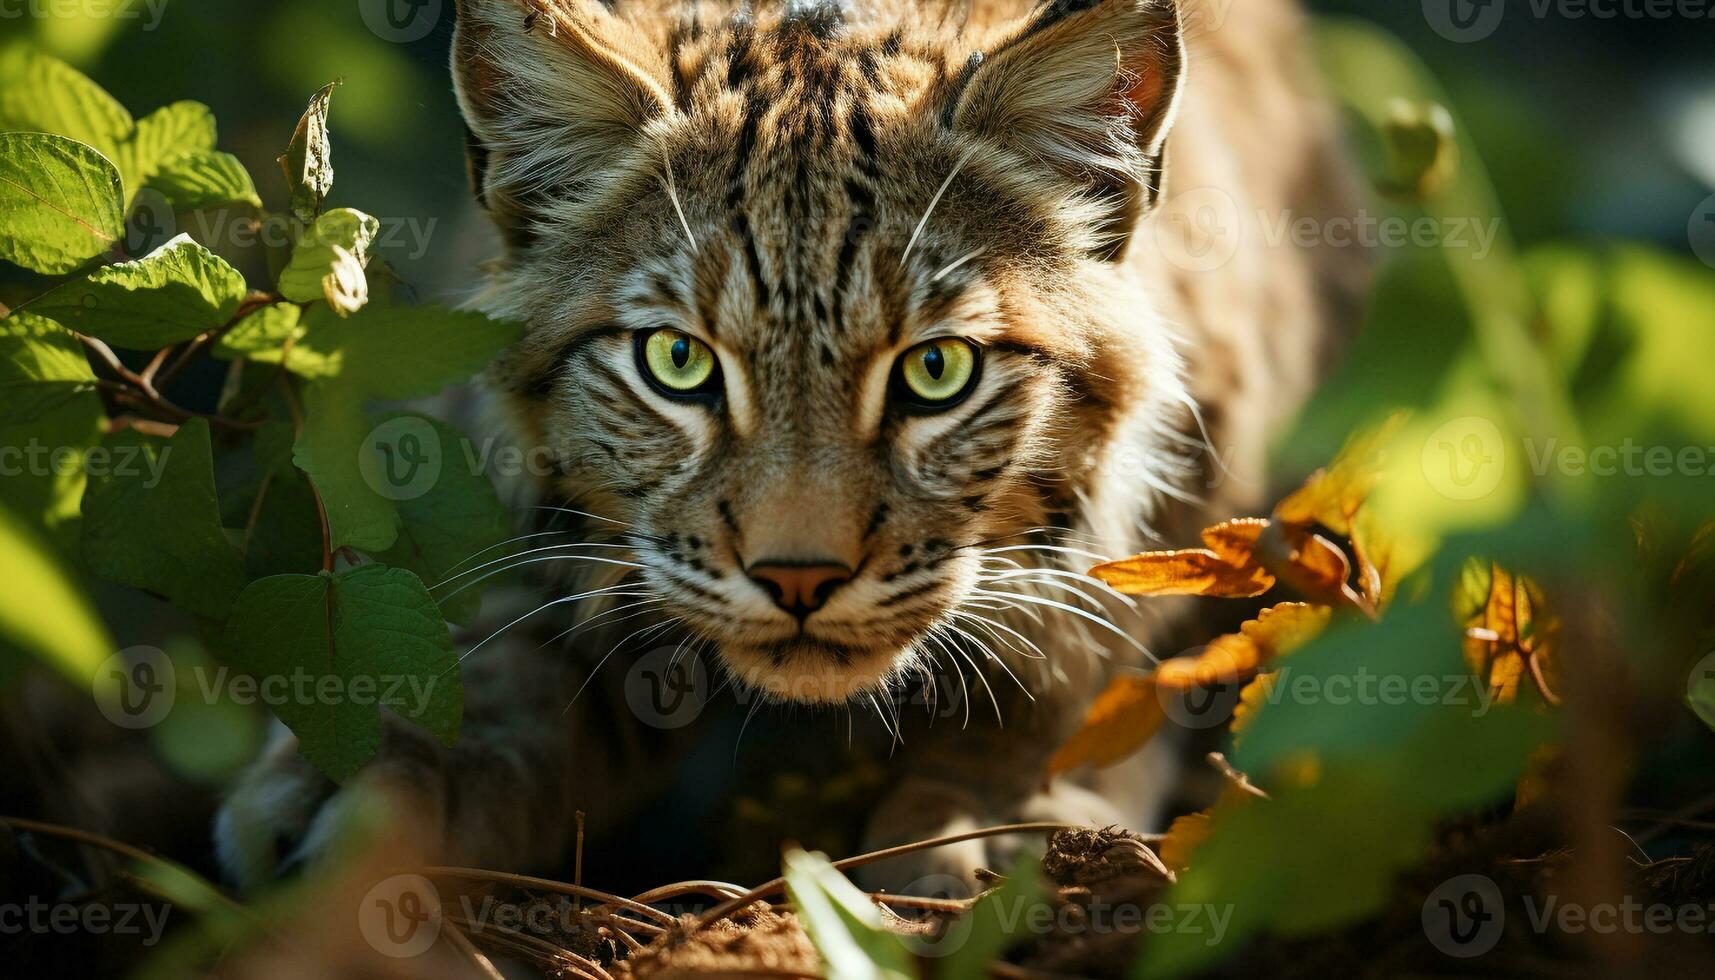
top-left (217, 0), bottom-right (1364, 890)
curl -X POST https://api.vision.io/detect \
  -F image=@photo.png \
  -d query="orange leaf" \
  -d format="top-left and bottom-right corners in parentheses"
top-left (1458, 560), bottom-right (1559, 707)
top-left (1091, 550), bottom-right (1273, 598)
top-left (1159, 810), bottom-right (1215, 872)
top-left (1045, 675), bottom-right (1166, 780)
top-left (1200, 518), bottom-right (1268, 564)
top-left (1155, 603), bottom-right (1332, 692)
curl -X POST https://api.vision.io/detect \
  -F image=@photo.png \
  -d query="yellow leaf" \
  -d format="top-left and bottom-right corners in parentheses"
top-left (1458, 560), bottom-right (1559, 707)
top-left (1046, 675), bottom-right (1166, 780)
top-left (1156, 603), bottom-right (1332, 692)
top-left (1090, 549), bottom-right (1273, 598)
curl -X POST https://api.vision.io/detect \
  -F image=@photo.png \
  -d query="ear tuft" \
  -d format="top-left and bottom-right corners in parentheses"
top-left (950, 0), bottom-right (1185, 260)
top-left (452, 0), bottom-right (675, 249)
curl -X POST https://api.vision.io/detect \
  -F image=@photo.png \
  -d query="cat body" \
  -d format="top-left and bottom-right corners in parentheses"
top-left (217, 0), bottom-right (1365, 890)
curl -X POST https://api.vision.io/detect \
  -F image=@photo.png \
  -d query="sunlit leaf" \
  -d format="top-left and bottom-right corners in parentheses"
top-left (783, 848), bottom-right (916, 980)
top-left (26, 233), bottom-right (246, 349)
top-left (0, 132), bottom-right (123, 274)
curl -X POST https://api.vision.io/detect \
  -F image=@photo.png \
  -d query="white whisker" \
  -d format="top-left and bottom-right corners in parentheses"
top-left (901, 144), bottom-right (976, 264)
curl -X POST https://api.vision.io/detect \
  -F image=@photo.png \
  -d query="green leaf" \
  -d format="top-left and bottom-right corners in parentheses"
top-left (80, 418), bottom-right (247, 619)
top-left (148, 151), bottom-right (262, 210)
top-left (117, 100), bottom-right (217, 202)
top-left (0, 132), bottom-right (123, 274)
top-left (293, 302), bottom-right (524, 396)
top-left (784, 848), bottom-right (917, 980)
top-left (294, 382), bottom-right (400, 553)
top-left (213, 302), bottom-right (303, 359)
top-left (0, 45), bottom-right (131, 168)
top-left (27, 233), bottom-right (247, 349)
top-left (0, 499), bottom-right (112, 687)
top-left (939, 856), bottom-right (1048, 980)
top-left (1139, 595), bottom-right (1552, 978)
top-left (286, 304), bottom-right (521, 555)
top-left (0, 309), bottom-right (99, 424)
top-left (0, 311), bottom-right (104, 544)
top-left (375, 414), bottom-right (510, 625)
top-left (279, 83), bottom-right (337, 227)
top-left (221, 564), bottom-right (463, 782)
top-left (278, 207), bottom-right (379, 315)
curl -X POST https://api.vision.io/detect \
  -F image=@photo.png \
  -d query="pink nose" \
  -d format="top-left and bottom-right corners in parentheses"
top-left (747, 562), bottom-right (852, 618)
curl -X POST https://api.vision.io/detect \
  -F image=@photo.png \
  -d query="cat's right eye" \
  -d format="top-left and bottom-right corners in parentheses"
top-left (635, 328), bottom-right (721, 399)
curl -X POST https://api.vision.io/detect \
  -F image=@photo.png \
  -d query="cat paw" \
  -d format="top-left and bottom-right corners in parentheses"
top-left (856, 777), bottom-right (1125, 896)
top-left (214, 738), bottom-right (443, 892)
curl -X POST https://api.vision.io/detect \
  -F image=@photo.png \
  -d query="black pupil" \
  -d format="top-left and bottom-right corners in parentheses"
top-left (670, 337), bottom-right (691, 370)
top-left (922, 345), bottom-right (945, 380)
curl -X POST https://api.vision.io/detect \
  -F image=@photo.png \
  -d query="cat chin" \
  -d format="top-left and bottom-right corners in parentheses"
top-left (718, 641), bottom-right (911, 705)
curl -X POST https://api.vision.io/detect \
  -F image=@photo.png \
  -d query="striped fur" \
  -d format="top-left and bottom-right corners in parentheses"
top-left (217, 0), bottom-right (1366, 890)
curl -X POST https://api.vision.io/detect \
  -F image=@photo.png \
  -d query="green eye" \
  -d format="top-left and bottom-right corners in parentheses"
top-left (898, 338), bottom-right (978, 405)
top-left (641, 329), bottom-right (718, 393)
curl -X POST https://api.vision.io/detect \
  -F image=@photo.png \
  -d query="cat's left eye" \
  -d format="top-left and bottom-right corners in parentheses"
top-left (636, 328), bottom-right (719, 397)
top-left (894, 338), bottom-right (980, 408)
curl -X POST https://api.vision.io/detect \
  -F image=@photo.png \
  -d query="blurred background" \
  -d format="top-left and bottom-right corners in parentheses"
top-left (2, 0), bottom-right (1711, 296)
top-left (3, 1), bottom-right (1714, 974)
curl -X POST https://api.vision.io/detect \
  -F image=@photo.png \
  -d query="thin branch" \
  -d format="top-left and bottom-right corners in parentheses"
top-left (696, 821), bottom-right (1087, 930)
top-left (0, 816), bottom-right (250, 920)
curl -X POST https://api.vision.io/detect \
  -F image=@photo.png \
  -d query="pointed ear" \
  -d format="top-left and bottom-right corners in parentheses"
top-left (452, 0), bottom-right (675, 249)
top-left (949, 0), bottom-right (1184, 260)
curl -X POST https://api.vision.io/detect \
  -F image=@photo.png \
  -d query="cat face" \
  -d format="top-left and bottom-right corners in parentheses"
top-left (454, 0), bottom-right (1189, 702)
